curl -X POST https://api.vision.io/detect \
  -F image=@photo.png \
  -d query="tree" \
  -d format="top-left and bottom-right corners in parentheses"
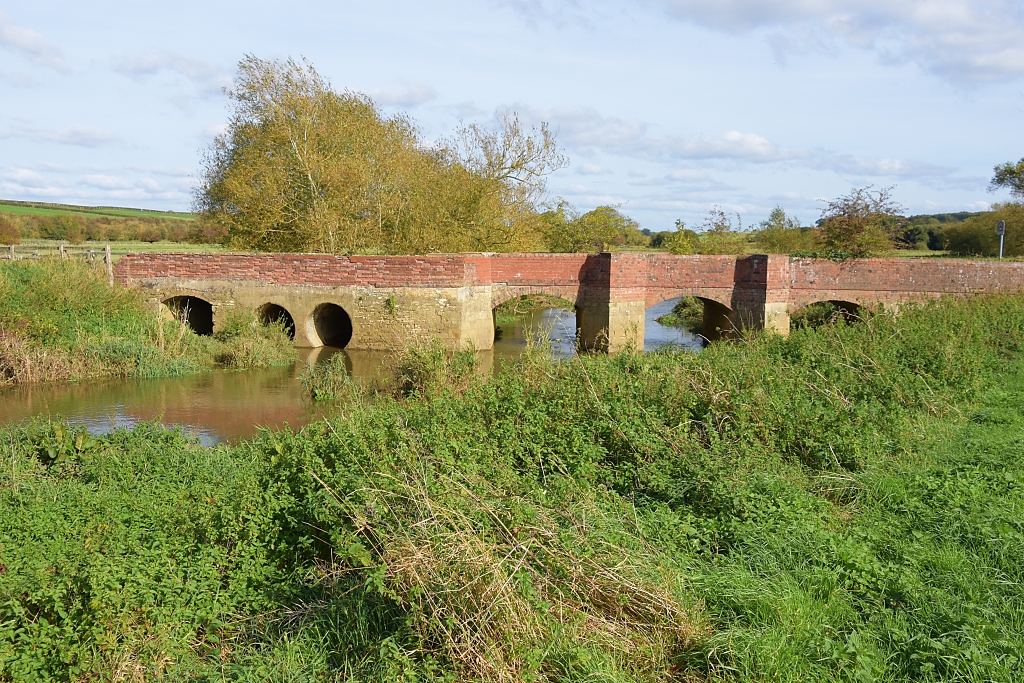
top-left (663, 220), bottom-right (699, 254)
top-left (818, 186), bottom-right (907, 256)
top-left (755, 206), bottom-right (820, 254)
top-left (195, 56), bottom-right (564, 254)
top-left (990, 157), bottom-right (1024, 199)
top-left (542, 203), bottom-right (644, 252)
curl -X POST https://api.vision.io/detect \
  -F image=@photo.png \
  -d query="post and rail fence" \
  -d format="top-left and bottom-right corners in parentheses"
top-left (4, 243), bottom-right (116, 285)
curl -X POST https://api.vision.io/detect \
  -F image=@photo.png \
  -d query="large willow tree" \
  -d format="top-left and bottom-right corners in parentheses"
top-left (195, 56), bottom-right (566, 254)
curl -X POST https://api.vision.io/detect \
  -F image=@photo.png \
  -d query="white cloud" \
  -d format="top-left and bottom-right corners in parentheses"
top-left (812, 153), bottom-right (951, 176)
top-left (203, 123), bottom-right (228, 139)
top-left (1, 168), bottom-right (52, 188)
top-left (0, 123), bottom-right (122, 148)
top-left (37, 125), bottom-right (122, 148)
top-left (368, 83), bottom-right (438, 107)
top-left (0, 165), bottom-right (193, 205)
top-left (517, 105), bottom-right (803, 162)
top-left (519, 105), bottom-right (971, 182)
top-left (112, 51), bottom-right (229, 97)
top-left (0, 12), bottom-right (69, 73)
top-left (494, 0), bottom-right (593, 27)
top-left (578, 163), bottom-right (609, 175)
top-left (650, 0), bottom-right (1024, 85)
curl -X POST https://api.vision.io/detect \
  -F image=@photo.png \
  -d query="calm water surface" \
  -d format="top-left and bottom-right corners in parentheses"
top-left (0, 305), bottom-right (701, 444)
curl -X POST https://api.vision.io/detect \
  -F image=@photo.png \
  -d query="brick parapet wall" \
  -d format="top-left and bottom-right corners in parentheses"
top-left (114, 252), bottom-right (483, 288)
top-left (114, 252), bottom-right (1024, 312)
top-left (784, 258), bottom-right (1024, 308)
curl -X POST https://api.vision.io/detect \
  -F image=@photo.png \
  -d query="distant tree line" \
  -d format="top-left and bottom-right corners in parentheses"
top-left (0, 212), bottom-right (224, 246)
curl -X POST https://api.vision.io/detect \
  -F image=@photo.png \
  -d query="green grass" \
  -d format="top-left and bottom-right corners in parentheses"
top-left (15, 239), bottom-right (227, 260)
top-left (0, 259), bottom-right (293, 384)
top-left (0, 199), bottom-right (195, 221)
top-left (2, 295), bottom-right (1024, 681)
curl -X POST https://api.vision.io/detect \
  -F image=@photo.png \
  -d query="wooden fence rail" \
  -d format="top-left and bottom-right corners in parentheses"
top-left (4, 243), bottom-right (115, 285)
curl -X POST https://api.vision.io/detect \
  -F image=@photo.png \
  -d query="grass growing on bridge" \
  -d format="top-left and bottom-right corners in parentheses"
top-left (0, 259), bottom-right (295, 385)
top-left (2, 295), bottom-right (1024, 681)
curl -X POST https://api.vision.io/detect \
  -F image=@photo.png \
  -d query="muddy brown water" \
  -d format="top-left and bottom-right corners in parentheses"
top-left (0, 304), bottom-right (701, 444)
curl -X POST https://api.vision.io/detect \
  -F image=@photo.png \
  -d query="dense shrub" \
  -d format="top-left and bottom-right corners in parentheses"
top-left (943, 202), bottom-right (1024, 257)
top-left (0, 215), bottom-right (19, 245)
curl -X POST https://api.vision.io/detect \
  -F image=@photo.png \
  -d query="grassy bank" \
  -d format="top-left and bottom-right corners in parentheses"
top-left (0, 259), bottom-right (295, 385)
top-left (2, 295), bottom-right (1024, 680)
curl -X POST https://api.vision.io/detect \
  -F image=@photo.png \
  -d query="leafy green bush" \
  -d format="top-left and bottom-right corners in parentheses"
top-left (943, 203), bottom-right (1024, 257)
top-left (656, 296), bottom-right (704, 333)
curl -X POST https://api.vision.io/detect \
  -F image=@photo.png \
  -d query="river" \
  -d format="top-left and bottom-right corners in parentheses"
top-left (0, 302), bottom-right (701, 444)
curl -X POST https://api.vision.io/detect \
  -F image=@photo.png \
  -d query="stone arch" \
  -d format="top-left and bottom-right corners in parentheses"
top-left (790, 299), bottom-right (863, 328)
top-left (257, 302), bottom-right (296, 340)
top-left (644, 288), bottom-right (733, 311)
top-left (307, 302), bottom-right (353, 348)
top-left (490, 285), bottom-right (581, 310)
top-left (162, 295), bottom-right (214, 336)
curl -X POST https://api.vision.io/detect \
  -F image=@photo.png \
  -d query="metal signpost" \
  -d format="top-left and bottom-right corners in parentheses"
top-left (997, 220), bottom-right (1006, 261)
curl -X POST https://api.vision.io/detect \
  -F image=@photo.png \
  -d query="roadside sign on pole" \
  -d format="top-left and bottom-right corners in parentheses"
top-left (997, 220), bottom-right (1006, 260)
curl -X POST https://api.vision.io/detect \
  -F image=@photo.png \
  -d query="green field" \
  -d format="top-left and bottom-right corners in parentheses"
top-left (15, 239), bottom-right (226, 258)
top-left (0, 199), bottom-right (195, 221)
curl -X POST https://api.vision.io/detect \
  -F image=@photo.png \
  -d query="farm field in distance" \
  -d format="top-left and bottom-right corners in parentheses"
top-left (0, 199), bottom-right (194, 221)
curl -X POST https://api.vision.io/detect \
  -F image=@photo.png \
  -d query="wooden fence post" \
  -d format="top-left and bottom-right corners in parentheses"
top-left (59, 244), bottom-right (66, 260)
top-left (8, 245), bottom-right (13, 261)
top-left (105, 244), bottom-right (113, 286)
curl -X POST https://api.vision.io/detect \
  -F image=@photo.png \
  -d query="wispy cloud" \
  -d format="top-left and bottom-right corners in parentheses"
top-left (516, 105), bottom-right (801, 163)
top-left (1, 124), bottom-right (122, 148)
top-left (368, 83), bottom-right (438, 107)
top-left (494, 0), bottom-right (594, 28)
top-left (112, 51), bottom-right (229, 98)
top-left (650, 0), bottom-right (1024, 85)
top-left (516, 105), bottom-right (966, 181)
top-left (0, 11), bottom-right (69, 73)
top-left (0, 164), bottom-right (193, 205)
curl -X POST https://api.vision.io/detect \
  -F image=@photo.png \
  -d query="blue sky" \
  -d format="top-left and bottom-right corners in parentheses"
top-left (1, 0), bottom-right (1023, 231)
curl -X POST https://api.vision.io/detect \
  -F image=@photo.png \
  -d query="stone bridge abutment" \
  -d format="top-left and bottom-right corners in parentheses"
top-left (115, 252), bottom-right (1024, 352)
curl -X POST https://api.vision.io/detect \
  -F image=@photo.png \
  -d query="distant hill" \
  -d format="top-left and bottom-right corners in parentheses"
top-left (0, 199), bottom-right (195, 222)
top-left (908, 211), bottom-right (984, 227)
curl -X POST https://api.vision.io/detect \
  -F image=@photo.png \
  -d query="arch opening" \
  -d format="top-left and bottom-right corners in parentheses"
top-left (258, 303), bottom-right (296, 340)
top-left (491, 294), bottom-right (576, 356)
top-left (163, 295), bottom-right (214, 336)
top-left (645, 296), bottom-right (707, 351)
top-left (647, 296), bottom-right (734, 343)
top-left (311, 303), bottom-right (353, 348)
top-left (791, 300), bottom-right (862, 330)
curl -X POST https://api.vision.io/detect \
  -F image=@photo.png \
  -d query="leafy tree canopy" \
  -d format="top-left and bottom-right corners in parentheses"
top-left (818, 186), bottom-right (908, 256)
top-left (541, 202), bottom-right (646, 252)
top-left (990, 157), bottom-right (1024, 199)
top-left (194, 56), bottom-right (566, 254)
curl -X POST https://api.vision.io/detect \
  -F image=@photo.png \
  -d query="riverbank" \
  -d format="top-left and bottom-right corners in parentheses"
top-left (2, 295), bottom-right (1023, 680)
top-left (0, 259), bottom-right (295, 385)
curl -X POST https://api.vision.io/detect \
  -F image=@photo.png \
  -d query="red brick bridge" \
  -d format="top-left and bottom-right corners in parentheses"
top-left (114, 252), bottom-right (1024, 351)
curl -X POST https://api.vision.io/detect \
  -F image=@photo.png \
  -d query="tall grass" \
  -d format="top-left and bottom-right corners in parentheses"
top-left (0, 258), bottom-right (294, 384)
top-left (2, 295), bottom-right (1024, 680)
